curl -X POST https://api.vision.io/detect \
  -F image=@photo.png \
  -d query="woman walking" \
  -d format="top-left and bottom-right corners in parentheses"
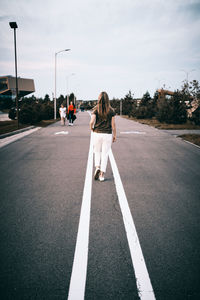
top-left (59, 104), bottom-right (66, 125)
top-left (90, 91), bottom-right (116, 182)
top-left (68, 101), bottom-right (76, 126)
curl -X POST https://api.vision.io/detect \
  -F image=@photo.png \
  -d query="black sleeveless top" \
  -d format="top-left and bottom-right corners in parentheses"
top-left (92, 108), bottom-right (116, 134)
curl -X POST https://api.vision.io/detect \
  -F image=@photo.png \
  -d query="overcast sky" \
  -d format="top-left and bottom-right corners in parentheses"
top-left (1, 0), bottom-right (200, 100)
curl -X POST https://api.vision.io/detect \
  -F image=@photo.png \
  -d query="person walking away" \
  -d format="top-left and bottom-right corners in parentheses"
top-left (90, 91), bottom-right (116, 182)
top-left (59, 104), bottom-right (66, 125)
top-left (68, 101), bottom-right (76, 126)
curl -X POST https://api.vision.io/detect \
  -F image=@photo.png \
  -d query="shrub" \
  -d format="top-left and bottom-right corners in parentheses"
top-left (156, 91), bottom-right (187, 124)
top-left (135, 91), bottom-right (154, 119)
top-left (8, 108), bottom-right (16, 120)
top-left (19, 102), bottom-right (54, 124)
top-left (190, 107), bottom-right (200, 125)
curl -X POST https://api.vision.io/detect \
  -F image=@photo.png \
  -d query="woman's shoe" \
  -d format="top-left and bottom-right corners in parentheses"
top-left (99, 176), bottom-right (105, 182)
top-left (94, 168), bottom-right (100, 180)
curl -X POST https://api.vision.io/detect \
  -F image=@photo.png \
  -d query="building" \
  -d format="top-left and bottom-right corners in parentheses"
top-left (0, 75), bottom-right (35, 100)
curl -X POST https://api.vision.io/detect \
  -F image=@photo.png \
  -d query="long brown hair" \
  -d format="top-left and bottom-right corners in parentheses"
top-left (97, 91), bottom-right (111, 119)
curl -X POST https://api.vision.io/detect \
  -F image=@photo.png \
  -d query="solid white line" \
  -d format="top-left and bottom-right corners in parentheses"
top-left (109, 149), bottom-right (156, 300)
top-left (181, 138), bottom-right (200, 149)
top-left (68, 132), bottom-right (93, 300)
top-left (0, 127), bottom-right (41, 149)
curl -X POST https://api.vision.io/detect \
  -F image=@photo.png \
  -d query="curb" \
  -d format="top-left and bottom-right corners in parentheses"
top-left (0, 126), bottom-right (35, 139)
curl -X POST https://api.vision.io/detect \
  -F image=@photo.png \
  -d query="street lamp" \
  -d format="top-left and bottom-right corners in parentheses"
top-left (54, 49), bottom-right (70, 119)
top-left (9, 21), bottom-right (19, 129)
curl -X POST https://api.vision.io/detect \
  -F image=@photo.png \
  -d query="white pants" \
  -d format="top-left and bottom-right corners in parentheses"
top-left (93, 132), bottom-right (112, 173)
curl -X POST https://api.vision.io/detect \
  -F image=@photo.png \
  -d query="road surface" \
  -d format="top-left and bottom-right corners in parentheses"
top-left (0, 112), bottom-right (200, 300)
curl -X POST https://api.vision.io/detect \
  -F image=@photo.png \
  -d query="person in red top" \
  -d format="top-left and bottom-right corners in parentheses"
top-left (68, 101), bottom-right (76, 126)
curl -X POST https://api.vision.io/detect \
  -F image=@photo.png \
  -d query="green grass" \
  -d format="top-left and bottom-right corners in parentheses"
top-left (122, 116), bottom-right (200, 130)
top-left (0, 119), bottom-right (59, 135)
top-left (0, 120), bottom-right (29, 135)
top-left (178, 134), bottom-right (200, 147)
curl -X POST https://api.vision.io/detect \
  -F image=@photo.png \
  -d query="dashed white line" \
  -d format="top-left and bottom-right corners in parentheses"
top-left (68, 133), bottom-right (93, 300)
top-left (109, 149), bottom-right (156, 300)
top-left (54, 131), bottom-right (69, 135)
top-left (120, 131), bottom-right (146, 134)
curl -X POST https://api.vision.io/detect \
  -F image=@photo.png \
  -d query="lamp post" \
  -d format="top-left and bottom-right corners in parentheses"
top-left (9, 21), bottom-right (19, 129)
top-left (54, 49), bottom-right (70, 119)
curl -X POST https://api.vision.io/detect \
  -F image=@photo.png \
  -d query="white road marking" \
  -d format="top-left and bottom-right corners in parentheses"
top-left (109, 149), bottom-right (156, 300)
top-left (68, 111), bottom-right (155, 299)
top-left (54, 131), bottom-right (69, 135)
top-left (180, 138), bottom-right (200, 149)
top-left (0, 127), bottom-right (41, 149)
top-left (120, 131), bottom-right (146, 134)
top-left (68, 132), bottom-right (93, 300)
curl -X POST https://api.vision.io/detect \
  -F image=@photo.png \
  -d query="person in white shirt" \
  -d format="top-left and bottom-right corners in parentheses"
top-left (59, 104), bottom-right (66, 125)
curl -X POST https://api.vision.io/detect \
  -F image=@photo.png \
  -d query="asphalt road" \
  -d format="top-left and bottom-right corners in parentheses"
top-left (0, 112), bottom-right (200, 300)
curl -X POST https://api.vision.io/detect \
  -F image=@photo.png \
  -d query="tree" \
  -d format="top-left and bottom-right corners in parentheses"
top-left (110, 98), bottom-right (120, 114)
top-left (189, 80), bottom-right (200, 98)
top-left (69, 93), bottom-right (75, 103)
top-left (122, 90), bottom-right (135, 117)
top-left (44, 94), bottom-right (50, 103)
top-left (156, 91), bottom-right (187, 124)
top-left (140, 91), bottom-right (151, 106)
top-left (135, 91), bottom-right (154, 119)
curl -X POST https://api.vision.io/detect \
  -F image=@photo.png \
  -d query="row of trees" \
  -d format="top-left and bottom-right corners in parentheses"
top-left (109, 80), bottom-right (200, 125)
top-left (8, 93), bottom-right (76, 124)
top-left (2, 79), bottom-right (200, 125)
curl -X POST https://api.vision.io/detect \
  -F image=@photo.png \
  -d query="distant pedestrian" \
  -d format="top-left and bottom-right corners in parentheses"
top-left (68, 101), bottom-right (76, 126)
top-left (90, 91), bottom-right (116, 182)
top-left (59, 104), bottom-right (66, 125)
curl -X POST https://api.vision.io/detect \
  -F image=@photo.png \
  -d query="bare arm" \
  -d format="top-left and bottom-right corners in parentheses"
top-left (90, 114), bottom-right (96, 131)
top-left (112, 116), bottom-right (116, 142)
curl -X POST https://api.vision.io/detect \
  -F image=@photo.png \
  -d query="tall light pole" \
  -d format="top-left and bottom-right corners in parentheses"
top-left (9, 22), bottom-right (19, 129)
top-left (54, 49), bottom-right (70, 119)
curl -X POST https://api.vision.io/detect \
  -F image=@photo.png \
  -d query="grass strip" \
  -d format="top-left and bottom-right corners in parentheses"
top-left (0, 119), bottom-right (59, 135)
top-left (122, 116), bottom-right (200, 130)
top-left (178, 134), bottom-right (200, 147)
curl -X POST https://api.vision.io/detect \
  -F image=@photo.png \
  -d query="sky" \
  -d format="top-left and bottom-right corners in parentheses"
top-left (1, 0), bottom-right (200, 100)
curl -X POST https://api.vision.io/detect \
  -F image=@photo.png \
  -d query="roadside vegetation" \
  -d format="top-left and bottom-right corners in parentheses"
top-left (0, 119), bottom-right (59, 135)
top-left (0, 93), bottom-right (76, 135)
top-left (122, 116), bottom-right (200, 130)
top-left (109, 80), bottom-right (200, 146)
top-left (178, 134), bottom-right (200, 147)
